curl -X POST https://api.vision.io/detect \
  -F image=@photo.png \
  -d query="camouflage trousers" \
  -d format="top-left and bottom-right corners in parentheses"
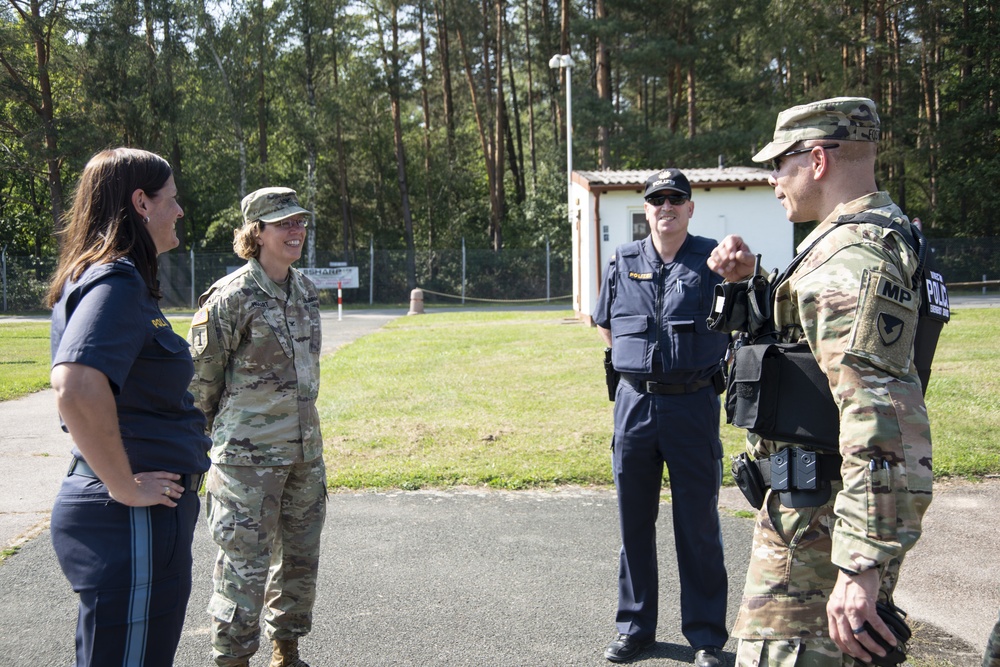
top-left (985, 610), bottom-right (1000, 667)
top-left (732, 487), bottom-right (900, 667)
top-left (206, 458), bottom-right (327, 666)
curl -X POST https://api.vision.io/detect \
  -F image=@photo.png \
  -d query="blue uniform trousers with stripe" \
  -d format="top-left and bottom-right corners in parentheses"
top-left (51, 473), bottom-right (200, 667)
top-left (611, 381), bottom-right (729, 650)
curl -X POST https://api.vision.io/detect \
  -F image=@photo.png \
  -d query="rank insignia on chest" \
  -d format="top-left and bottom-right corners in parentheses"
top-left (628, 271), bottom-right (653, 281)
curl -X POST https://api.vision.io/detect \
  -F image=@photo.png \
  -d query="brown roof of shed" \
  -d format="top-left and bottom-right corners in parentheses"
top-left (573, 167), bottom-right (771, 192)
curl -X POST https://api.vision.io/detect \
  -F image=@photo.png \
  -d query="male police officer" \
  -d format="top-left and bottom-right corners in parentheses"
top-left (708, 98), bottom-right (932, 666)
top-left (593, 169), bottom-right (729, 666)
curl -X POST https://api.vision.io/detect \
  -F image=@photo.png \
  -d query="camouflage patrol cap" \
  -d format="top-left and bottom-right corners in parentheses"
top-left (241, 187), bottom-right (311, 224)
top-left (644, 168), bottom-right (692, 198)
top-left (752, 97), bottom-right (881, 163)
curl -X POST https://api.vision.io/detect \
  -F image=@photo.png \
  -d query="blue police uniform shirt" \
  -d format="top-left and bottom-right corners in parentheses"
top-left (51, 259), bottom-right (211, 474)
top-left (593, 234), bottom-right (728, 383)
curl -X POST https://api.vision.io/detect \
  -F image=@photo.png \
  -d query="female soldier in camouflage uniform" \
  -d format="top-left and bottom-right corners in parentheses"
top-left (189, 187), bottom-right (326, 667)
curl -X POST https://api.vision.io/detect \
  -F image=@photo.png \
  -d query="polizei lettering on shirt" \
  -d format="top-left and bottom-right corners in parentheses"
top-left (628, 271), bottom-right (653, 281)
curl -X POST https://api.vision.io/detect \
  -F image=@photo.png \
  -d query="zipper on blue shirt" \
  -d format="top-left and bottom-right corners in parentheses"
top-left (654, 264), bottom-right (666, 352)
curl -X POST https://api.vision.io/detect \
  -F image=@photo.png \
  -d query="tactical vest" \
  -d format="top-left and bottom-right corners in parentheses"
top-left (609, 237), bottom-right (729, 379)
top-left (715, 212), bottom-right (949, 452)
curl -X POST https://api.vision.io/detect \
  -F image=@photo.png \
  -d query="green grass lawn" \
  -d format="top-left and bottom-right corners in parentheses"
top-left (318, 308), bottom-right (1000, 489)
top-left (2, 309), bottom-right (998, 487)
top-left (0, 321), bottom-right (53, 400)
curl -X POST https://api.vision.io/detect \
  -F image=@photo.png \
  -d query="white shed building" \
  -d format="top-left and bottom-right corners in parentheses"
top-left (570, 167), bottom-right (793, 323)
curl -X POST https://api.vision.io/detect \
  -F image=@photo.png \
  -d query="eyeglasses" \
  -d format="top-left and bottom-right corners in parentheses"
top-left (770, 143), bottom-right (840, 172)
top-left (645, 194), bottom-right (689, 207)
top-left (267, 218), bottom-right (309, 229)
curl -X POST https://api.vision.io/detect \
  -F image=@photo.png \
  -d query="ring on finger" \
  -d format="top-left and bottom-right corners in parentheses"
top-left (163, 486), bottom-right (170, 496)
top-left (851, 625), bottom-right (867, 635)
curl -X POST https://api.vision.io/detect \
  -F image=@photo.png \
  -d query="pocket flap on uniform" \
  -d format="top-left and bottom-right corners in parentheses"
top-left (207, 592), bottom-right (238, 623)
top-left (667, 318), bottom-right (695, 333)
top-left (612, 315), bottom-right (648, 336)
top-left (153, 329), bottom-right (189, 354)
top-left (730, 344), bottom-right (770, 383)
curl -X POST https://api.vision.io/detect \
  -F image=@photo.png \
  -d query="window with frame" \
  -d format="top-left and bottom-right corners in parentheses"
top-left (631, 212), bottom-right (648, 241)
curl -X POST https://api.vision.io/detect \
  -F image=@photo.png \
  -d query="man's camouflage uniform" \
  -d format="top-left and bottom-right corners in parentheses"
top-left (733, 193), bottom-right (933, 666)
top-left (189, 258), bottom-right (327, 667)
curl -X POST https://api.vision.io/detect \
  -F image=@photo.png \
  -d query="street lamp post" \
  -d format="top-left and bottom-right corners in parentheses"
top-left (549, 54), bottom-right (573, 225)
top-left (549, 54), bottom-right (577, 312)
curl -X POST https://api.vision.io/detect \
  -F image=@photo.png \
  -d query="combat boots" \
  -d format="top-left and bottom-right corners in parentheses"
top-left (270, 638), bottom-right (310, 667)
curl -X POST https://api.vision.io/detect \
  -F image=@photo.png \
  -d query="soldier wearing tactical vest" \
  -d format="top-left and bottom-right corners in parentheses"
top-left (708, 98), bottom-right (932, 667)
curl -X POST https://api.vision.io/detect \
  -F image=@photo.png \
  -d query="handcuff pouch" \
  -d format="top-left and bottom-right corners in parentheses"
top-left (730, 453), bottom-right (765, 510)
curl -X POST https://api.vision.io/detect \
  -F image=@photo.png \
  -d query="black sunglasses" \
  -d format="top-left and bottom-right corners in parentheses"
top-left (770, 143), bottom-right (840, 172)
top-left (645, 194), bottom-right (689, 207)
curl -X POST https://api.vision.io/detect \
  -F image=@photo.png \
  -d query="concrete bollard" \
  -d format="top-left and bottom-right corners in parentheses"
top-left (407, 288), bottom-right (424, 315)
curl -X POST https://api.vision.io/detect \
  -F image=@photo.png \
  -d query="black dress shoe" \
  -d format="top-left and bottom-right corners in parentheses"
top-left (694, 646), bottom-right (725, 667)
top-left (604, 633), bottom-right (655, 663)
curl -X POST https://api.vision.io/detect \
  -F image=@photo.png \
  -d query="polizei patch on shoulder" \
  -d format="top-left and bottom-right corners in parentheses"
top-left (847, 269), bottom-right (919, 377)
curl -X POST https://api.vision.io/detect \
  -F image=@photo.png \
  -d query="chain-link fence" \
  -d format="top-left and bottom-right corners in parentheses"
top-left (0, 250), bottom-right (57, 312)
top-left (2, 245), bottom-right (574, 312)
top-left (928, 236), bottom-right (1000, 285)
top-left (3, 237), bottom-right (997, 313)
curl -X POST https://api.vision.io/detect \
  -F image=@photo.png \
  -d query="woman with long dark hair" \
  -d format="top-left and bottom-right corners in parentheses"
top-left (48, 147), bottom-right (211, 667)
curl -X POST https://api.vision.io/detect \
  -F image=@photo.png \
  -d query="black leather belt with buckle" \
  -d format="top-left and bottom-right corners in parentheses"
top-left (67, 457), bottom-right (204, 493)
top-left (621, 375), bottom-right (714, 395)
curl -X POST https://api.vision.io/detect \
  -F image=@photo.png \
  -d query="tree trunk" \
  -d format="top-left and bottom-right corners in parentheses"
top-left (256, 0), bottom-right (269, 183)
top-left (419, 0), bottom-right (434, 255)
top-left (381, 4), bottom-right (417, 289)
top-left (687, 63), bottom-right (696, 139)
top-left (14, 0), bottom-right (65, 230)
top-left (433, 0), bottom-right (456, 156)
top-left (455, 19), bottom-right (496, 231)
top-left (162, 7), bottom-right (187, 250)
top-left (142, 0), bottom-right (160, 147)
top-left (505, 34), bottom-right (525, 204)
top-left (301, 0), bottom-right (318, 268)
top-left (542, 0), bottom-right (560, 147)
top-left (595, 0), bottom-right (611, 168)
top-left (523, 0), bottom-right (537, 189)
top-left (330, 32), bottom-right (355, 258)
top-left (491, 0), bottom-right (506, 250)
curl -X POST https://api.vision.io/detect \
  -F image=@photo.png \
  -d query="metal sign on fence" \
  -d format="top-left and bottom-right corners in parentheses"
top-left (299, 266), bottom-right (360, 289)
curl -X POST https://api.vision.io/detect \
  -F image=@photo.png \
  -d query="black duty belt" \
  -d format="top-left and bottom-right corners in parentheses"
top-left (621, 375), bottom-right (714, 395)
top-left (67, 456), bottom-right (205, 494)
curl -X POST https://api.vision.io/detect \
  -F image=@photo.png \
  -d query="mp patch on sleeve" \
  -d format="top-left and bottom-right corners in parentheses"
top-left (846, 269), bottom-right (918, 377)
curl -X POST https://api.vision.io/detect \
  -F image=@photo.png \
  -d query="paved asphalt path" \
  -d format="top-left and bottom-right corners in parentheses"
top-left (0, 299), bottom-right (997, 665)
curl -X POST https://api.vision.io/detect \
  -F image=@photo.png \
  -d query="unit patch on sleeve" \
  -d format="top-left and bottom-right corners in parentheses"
top-left (847, 269), bottom-right (919, 377)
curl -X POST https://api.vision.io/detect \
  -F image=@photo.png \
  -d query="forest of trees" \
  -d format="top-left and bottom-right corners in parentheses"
top-left (2, 0), bottom-right (999, 290)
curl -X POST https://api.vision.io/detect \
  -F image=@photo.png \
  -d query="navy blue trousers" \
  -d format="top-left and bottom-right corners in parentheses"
top-left (51, 473), bottom-right (200, 667)
top-left (611, 382), bottom-right (729, 649)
